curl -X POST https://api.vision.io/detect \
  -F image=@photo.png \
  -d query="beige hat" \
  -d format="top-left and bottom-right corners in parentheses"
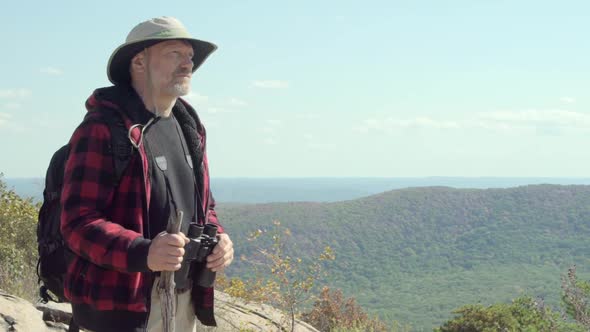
top-left (107, 16), bottom-right (217, 85)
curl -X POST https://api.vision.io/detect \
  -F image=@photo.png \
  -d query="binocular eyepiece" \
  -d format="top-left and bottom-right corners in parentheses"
top-left (175, 223), bottom-right (219, 289)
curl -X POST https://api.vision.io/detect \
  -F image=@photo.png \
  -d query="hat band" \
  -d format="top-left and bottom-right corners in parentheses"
top-left (129, 28), bottom-right (193, 41)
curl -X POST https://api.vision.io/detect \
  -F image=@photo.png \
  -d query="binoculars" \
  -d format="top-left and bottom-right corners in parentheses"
top-left (175, 223), bottom-right (219, 289)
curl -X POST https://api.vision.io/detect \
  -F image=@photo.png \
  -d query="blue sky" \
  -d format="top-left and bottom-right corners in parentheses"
top-left (1, 1), bottom-right (589, 178)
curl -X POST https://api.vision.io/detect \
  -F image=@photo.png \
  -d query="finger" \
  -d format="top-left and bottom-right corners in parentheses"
top-left (206, 250), bottom-right (223, 262)
top-left (162, 262), bottom-right (182, 271)
top-left (154, 244), bottom-right (184, 258)
top-left (170, 256), bottom-right (183, 265)
top-left (179, 232), bottom-right (190, 244)
top-left (206, 253), bottom-right (222, 265)
top-left (212, 246), bottom-right (221, 255)
top-left (151, 257), bottom-right (182, 271)
top-left (212, 239), bottom-right (232, 255)
top-left (210, 253), bottom-right (233, 272)
top-left (211, 265), bottom-right (225, 273)
top-left (206, 250), bottom-right (226, 266)
top-left (164, 234), bottom-right (187, 247)
top-left (207, 259), bottom-right (225, 271)
top-left (217, 234), bottom-right (232, 246)
top-left (210, 242), bottom-right (224, 254)
top-left (158, 252), bottom-right (183, 264)
top-left (166, 247), bottom-right (184, 258)
top-left (207, 250), bottom-right (233, 269)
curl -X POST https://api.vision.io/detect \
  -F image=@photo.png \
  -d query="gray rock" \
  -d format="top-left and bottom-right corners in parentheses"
top-left (0, 290), bottom-right (55, 332)
top-left (36, 301), bottom-right (73, 325)
top-left (212, 291), bottom-right (318, 331)
top-left (2, 289), bottom-right (318, 332)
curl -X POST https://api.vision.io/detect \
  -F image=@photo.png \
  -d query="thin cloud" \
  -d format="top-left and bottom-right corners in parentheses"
top-left (183, 93), bottom-right (241, 114)
top-left (479, 109), bottom-right (590, 129)
top-left (184, 91), bottom-right (209, 105)
top-left (0, 89), bottom-right (32, 99)
top-left (258, 120), bottom-right (281, 134)
top-left (263, 138), bottom-right (278, 145)
top-left (389, 117), bottom-right (460, 129)
top-left (206, 107), bottom-right (225, 114)
top-left (257, 120), bottom-right (282, 134)
top-left (356, 109), bottom-right (590, 134)
top-left (303, 133), bottom-right (333, 149)
top-left (308, 142), bottom-right (334, 150)
top-left (0, 112), bottom-right (12, 127)
top-left (2, 102), bottom-right (21, 110)
top-left (560, 97), bottom-right (575, 104)
top-left (355, 116), bottom-right (459, 132)
top-left (228, 98), bottom-right (248, 107)
top-left (252, 80), bottom-right (289, 89)
top-left (40, 67), bottom-right (63, 75)
top-left (296, 113), bottom-right (320, 120)
top-left (204, 120), bottom-right (218, 128)
top-left (266, 119), bottom-right (282, 126)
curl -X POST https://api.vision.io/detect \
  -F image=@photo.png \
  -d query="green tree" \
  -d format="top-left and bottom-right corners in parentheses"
top-left (302, 286), bottom-right (400, 332)
top-left (240, 220), bottom-right (335, 332)
top-left (562, 265), bottom-right (590, 327)
top-left (0, 175), bottom-right (40, 300)
top-left (436, 296), bottom-right (585, 332)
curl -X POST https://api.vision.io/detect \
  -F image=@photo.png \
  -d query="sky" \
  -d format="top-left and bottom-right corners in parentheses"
top-left (0, 1), bottom-right (589, 178)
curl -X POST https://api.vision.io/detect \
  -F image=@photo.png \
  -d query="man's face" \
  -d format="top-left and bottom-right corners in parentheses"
top-left (145, 40), bottom-right (194, 97)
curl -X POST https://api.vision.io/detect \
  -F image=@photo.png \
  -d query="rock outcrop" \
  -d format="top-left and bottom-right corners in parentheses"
top-left (0, 289), bottom-right (318, 332)
top-left (0, 290), bottom-right (65, 331)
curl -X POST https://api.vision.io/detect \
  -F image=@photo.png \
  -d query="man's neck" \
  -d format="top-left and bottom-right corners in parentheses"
top-left (144, 96), bottom-right (176, 118)
top-left (133, 85), bottom-right (176, 117)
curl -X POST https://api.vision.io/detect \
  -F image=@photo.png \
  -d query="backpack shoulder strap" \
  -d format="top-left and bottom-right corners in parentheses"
top-left (43, 144), bottom-right (71, 201)
top-left (82, 108), bottom-right (133, 185)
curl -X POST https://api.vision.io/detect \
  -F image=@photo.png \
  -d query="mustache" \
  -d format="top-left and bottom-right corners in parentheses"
top-left (174, 68), bottom-right (192, 76)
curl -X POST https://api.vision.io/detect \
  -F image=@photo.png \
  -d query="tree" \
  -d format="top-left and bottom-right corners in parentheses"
top-left (302, 286), bottom-right (392, 332)
top-left (562, 265), bottom-right (590, 328)
top-left (238, 220), bottom-right (335, 332)
top-left (436, 296), bottom-right (585, 332)
top-left (0, 175), bottom-right (40, 300)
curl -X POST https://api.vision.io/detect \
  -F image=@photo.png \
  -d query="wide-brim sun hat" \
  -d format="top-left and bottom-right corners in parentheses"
top-left (107, 16), bottom-right (217, 85)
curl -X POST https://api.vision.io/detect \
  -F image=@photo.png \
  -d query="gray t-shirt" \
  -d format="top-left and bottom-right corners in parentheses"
top-left (143, 113), bottom-right (197, 237)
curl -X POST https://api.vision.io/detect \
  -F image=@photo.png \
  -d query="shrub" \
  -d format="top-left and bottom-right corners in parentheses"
top-left (0, 175), bottom-right (40, 301)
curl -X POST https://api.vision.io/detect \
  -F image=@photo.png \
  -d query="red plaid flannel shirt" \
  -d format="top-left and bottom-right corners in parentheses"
top-left (60, 89), bottom-right (223, 313)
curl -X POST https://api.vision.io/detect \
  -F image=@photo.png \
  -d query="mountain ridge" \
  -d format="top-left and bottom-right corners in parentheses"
top-left (6, 177), bottom-right (590, 203)
top-left (217, 184), bottom-right (590, 330)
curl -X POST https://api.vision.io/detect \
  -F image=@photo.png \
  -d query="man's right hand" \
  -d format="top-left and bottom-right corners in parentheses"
top-left (147, 231), bottom-right (189, 271)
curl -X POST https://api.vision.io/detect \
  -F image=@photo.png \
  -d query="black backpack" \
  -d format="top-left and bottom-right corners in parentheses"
top-left (36, 108), bottom-right (133, 304)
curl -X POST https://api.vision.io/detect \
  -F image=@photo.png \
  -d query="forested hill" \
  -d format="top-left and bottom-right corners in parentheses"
top-left (7, 177), bottom-right (590, 203)
top-left (217, 185), bottom-right (590, 331)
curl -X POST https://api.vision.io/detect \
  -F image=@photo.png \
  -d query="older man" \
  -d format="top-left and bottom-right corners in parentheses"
top-left (60, 17), bottom-right (233, 332)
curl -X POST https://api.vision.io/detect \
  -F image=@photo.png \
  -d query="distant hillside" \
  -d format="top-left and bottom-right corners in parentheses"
top-left (217, 185), bottom-right (590, 331)
top-left (6, 176), bottom-right (590, 203)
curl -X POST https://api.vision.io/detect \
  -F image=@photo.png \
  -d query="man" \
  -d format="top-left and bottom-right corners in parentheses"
top-left (60, 17), bottom-right (234, 332)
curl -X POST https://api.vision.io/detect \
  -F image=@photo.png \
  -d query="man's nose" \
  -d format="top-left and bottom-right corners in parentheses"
top-left (181, 55), bottom-right (194, 71)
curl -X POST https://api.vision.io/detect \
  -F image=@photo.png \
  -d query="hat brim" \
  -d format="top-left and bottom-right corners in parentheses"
top-left (107, 37), bottom-right (217, 85)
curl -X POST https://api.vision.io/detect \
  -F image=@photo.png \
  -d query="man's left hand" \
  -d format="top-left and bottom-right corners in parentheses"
top-left (206, 233), bottom-right (234, 272)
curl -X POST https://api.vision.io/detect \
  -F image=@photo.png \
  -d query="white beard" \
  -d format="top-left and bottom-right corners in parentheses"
top-left (170, 82), bottom-right (190, 96)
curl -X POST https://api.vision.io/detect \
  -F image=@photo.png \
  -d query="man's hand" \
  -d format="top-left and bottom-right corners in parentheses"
top-left (147, 231), bottom-right (189, 271)
top-left (206, 233), bottom-right (234, 272)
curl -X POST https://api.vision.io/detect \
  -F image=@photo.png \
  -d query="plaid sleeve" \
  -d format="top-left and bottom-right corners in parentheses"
top-left (206, 192), bottom-right (224, 234)
top-left (60, 120), bottom-right (148, 272)
top-left (202, 153), bottom-right (224, 234)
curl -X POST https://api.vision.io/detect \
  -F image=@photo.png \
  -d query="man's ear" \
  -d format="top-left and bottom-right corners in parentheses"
top-left (130, 51), bottom-right (147, 74)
